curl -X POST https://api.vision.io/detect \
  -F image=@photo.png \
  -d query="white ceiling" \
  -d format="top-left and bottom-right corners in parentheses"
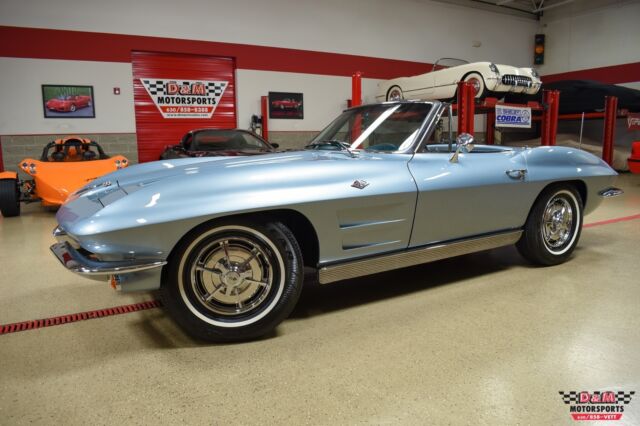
top-left (427, 0), bottom-right (628, 20)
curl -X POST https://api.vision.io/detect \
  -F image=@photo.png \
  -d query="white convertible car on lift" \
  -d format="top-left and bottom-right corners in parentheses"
top-left (376, 58), bottom-right (542, 102)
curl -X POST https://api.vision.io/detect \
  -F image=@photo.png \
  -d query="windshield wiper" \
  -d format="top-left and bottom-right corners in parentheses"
top-left (305, 140), bottom-right (357, 157)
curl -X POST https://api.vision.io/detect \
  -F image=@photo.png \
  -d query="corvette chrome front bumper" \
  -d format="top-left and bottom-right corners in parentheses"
top-left (50, 242), bottom-right (166, 276)
top-left (50, 226), bottom-right (166, 291)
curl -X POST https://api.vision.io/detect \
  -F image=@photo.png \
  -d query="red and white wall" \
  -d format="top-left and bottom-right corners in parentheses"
top-left (537, 0), bottom-right (640, 148)
top-left (1, 0), bottom-right (548, 170)
top-left (538, 0), bottom-right (640, 89)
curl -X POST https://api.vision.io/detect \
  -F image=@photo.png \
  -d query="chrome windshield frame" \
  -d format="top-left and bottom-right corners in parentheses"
top-left (328, 100), bottom-right (443, 155)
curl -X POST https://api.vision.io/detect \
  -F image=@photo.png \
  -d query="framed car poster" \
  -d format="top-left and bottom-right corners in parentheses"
top-left (42, 85), bottom-right (95, 118)
top-left (269, 92), bottom-right (303, 119)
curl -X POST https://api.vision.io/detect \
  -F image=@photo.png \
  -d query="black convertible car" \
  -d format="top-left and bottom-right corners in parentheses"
top-left (159, 129), bottom-right (278, 160)
top-left (505, 80), bottom-right (640, 114)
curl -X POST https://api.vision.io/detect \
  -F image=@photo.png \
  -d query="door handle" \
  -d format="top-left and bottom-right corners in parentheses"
top-left (505, 169), bottom-right (527, 180)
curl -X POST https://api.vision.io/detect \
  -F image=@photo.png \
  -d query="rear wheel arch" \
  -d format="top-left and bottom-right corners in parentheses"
top-left (525, 180), bottom-right (587, 220)
top-left (517, 181), bottom-right (586, 265)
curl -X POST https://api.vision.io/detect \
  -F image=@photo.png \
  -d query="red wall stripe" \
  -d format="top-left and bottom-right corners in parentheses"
top-left (0, 25), bottom-right (433, 80)
top-left (4, 26), bottom-right (638, 84)
top-left (542, 61), bottom-right (640, 85)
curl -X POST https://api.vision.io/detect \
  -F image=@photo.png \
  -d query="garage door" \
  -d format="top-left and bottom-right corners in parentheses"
top-left (132, 51), bottom-right (236, 162)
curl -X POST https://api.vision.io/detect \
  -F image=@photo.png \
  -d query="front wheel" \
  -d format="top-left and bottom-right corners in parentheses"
top-left (0, 178), bottom-right (21, 217)
top-left (70, 104), bottom-right (76, 112)
top-left (517, 185), bottom-right (583, 266)
top-left (161, 220), bottom-right (304, 342)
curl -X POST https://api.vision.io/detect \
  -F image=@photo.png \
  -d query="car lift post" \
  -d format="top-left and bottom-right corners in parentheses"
top-left (602, 95), bottom-right (618, 166)
top-left (540, 90), bottom-right (560, 146)
top-left (261, 96), bottom-right (269, 141)
top-left (485, 109), bottom-right (495, 145)
top-left (456, 81), bottom-right (475, 135)
top-left (351, 72), bottom-right (362, 107)
top-left (351, 72), bottom-right (363, 143)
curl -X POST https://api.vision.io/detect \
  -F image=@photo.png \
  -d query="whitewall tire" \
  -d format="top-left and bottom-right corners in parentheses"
top-left (161, 219), bottom-right (303, 342)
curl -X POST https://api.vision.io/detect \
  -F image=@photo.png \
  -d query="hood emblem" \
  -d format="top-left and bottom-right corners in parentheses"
top-left (351, 179), bottom-right (369, 190)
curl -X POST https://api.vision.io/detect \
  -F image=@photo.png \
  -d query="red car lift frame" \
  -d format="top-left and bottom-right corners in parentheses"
top-left (449, 81), bottom-right (621, 166)
top-left (260, 95), bottom-right (269, 141)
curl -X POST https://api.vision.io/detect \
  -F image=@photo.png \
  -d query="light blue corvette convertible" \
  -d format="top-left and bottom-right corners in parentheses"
top-left (51, 101), bottom-right (622, 341)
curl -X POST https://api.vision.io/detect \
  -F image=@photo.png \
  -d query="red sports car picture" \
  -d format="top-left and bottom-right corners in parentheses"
top-left (269, 91), bottom-right (304, 119)
top-left (42, 85), bottom-right (96, 118)
top-left (46, 95), bottom-right (92, 112)
top-left (271, 99), bottom-right (301, 110)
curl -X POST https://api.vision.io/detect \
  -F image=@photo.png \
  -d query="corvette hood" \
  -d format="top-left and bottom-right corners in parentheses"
top-left (58, 150), bottom-right (415, 237)
top-left (92, 151), bottom-right (314, 190)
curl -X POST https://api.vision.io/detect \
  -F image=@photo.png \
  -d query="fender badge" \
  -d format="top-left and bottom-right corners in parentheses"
top-left (351, 179), bottom-right (369, 189)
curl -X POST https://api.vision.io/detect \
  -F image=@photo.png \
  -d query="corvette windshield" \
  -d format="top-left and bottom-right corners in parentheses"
top-left (191, 130), bottom-right (269, 151)
top-left (310, 103), bottom-right (432, 153)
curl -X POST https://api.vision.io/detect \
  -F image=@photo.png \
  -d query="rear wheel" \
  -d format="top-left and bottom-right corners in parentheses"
top-left (0, 179), bottom-right (21, 217)
top-left (517, 185), bottom-right (583, 266)
top-left (161, 219), bottom-right (304, 342)
top-left (386, 86), bottom-right (404, 101)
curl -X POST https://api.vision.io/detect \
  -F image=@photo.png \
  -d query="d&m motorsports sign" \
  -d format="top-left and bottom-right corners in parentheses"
top-left (141, 78), bottom-right (228, 118)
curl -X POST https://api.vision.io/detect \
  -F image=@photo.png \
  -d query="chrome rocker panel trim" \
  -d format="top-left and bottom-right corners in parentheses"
top-left (50, 242), bottom-right (167, 276)
top-left (598, 187), bottom-right (624, 197)
top-left (318, 230), bottom-right (523, 284)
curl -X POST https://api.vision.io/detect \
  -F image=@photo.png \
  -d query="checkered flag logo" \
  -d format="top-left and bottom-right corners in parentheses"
top-left (205, 82), bottom-right (226, 96)
top-left (617, 391), bottom-right (635, 404)
top-left (142, 79), bottom-right (166, 96)
top-left (559, 391), bottom-right (580, 404)
top-left (559, 391), bottom-right (635, 404)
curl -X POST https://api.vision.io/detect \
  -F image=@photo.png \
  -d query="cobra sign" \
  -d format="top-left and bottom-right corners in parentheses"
top-left (496, 105), bottom-right (532, 128)
top-left (140, 78), bottom-right (228, 119)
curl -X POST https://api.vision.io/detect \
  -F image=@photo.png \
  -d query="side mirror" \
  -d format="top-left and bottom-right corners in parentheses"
top-left (270, 142), bottom-right (279, 149)
top-left (450, 133), bottom-right (475, 163)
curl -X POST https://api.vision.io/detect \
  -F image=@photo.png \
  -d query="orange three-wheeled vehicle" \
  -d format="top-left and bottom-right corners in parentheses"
top-left (0, 137), bottom-right (129, 217)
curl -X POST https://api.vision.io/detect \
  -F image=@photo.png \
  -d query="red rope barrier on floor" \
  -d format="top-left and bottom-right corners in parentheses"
top-left (583, 213), bottom-right (640, 228)
top-left (0, 299), bottom-right (162, 336)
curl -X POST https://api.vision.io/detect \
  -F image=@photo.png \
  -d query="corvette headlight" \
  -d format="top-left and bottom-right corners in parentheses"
top-left (530, 68), bottom-right (539, 78)
top-left (489, 63), bottom-right (499, 73)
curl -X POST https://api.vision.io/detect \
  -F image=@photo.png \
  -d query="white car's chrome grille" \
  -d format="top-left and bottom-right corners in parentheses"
top-left (502, 75), bottom-right (533, 87)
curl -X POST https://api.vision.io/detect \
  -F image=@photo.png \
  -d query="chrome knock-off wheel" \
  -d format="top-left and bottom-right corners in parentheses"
top-left (162, 221), bottom-right (303, 342)
top-left (517, 186), bottom-right (583, 266)
top-left (190, 236), bottom-right (273, 317)
top-left (542, 196), bottom-right (573, 251)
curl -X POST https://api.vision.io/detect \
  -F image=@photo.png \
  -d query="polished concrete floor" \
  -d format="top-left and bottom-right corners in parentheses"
top-left (1, 174), bottom-right (639, 425)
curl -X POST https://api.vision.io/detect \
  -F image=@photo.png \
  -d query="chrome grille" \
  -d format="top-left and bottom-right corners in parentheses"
top-left (502, 74), bottom-right (533, 87)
